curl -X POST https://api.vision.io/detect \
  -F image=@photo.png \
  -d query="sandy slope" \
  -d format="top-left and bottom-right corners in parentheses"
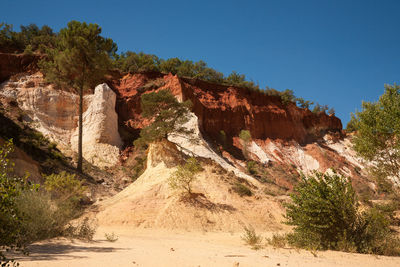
top-left (93, 141), bottom-right (286, 232)
top-left (16, 227), bottom-right (400, 267)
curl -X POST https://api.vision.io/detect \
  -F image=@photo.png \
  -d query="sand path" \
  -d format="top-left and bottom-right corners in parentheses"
top-left (15, 227), bottom-right (400, 267)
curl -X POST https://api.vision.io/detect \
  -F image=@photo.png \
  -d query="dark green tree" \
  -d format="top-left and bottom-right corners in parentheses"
top-left (134, 89), bottom-right (192, 148)
top-left (39, 21), bottom-right (116, 172)
top-left (114, 51), bottom-right (160, 73)
top-left (159, 57), bottom-right (182, 74)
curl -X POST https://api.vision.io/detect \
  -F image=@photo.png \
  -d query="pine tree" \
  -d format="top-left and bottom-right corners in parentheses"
top-left (134, 89), bottom-right (192, 148)
top-left (39, 21), bottom-right (116, 173)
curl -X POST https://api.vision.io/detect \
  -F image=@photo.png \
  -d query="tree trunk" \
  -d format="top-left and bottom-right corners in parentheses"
top-left (77, 85), bottom-right (83, 173)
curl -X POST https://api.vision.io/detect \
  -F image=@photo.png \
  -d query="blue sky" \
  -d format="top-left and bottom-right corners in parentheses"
top-left (2, 0), bottom-right (400, 126)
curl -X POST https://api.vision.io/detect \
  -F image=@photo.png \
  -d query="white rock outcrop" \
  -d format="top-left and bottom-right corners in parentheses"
top-left (167, 112), bottom-right (259, 184)
top-left (71, 83), bottom-right (122, 168)
top-left (0, 74), bottom-right (122, 168)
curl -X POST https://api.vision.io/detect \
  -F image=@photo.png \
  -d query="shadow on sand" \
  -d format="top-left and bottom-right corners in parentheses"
top-left (11, 240), bottom-right (129, 261)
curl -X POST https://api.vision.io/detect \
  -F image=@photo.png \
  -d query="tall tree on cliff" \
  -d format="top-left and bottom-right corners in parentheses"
top-left (39, 21), bottom-right (116, 173)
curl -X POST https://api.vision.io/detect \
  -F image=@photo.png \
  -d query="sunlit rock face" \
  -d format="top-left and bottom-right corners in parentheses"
top-left (71, 83), bottom-right (122, 167)
top-left (0, 74), bottom-right (122, 168)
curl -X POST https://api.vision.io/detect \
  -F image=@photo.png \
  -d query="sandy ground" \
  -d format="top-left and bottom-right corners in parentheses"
top-left (13, 227), bottom-right (400, 267)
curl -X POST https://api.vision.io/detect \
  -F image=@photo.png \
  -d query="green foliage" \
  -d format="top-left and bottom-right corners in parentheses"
top-left (168, 157), bottom-right (202, 194)
top-left (104, 232), bottom-right (119, 242)
top-left (285, 171), bottom-right (400, 255)
top-left (14, 190), bottom-right (75, 245)
top-left (131, 155), bottom-right (147, 181)
top-left (0, 22), bottom-right (56, 53)
top-left (296, 97), bottom-right (314, 109)
top-left (266, 233), bottom-right (287, 248)
top-left (23, 44), bottom-right (33, 55)
top-left (134, 90), bottom-right (192, 147)
top-left (279, 89), bottom-right (296, 105)
top-left (285, 171), bottom-right (358, 250)
top-left (39, 20), bottom-right (116, 172)
top-left (39, 20), bottom-right (116, 91)
top-left (0, 23), bottom-right (19, 52)
top-left (346, 112), bottom-right (358, 132)
top-left (140, 78), bottom-right (166, 92)
top-left (0, 140), bottom-right (37, 264)
top-left (232, 182), bottom-right (252, 197)
top-left (239, 130), bottom-right (251, 143)
top-left (247, 161), bottom-right (257, 175)
top-left (219, 130), bottom-right (228, 150)
top-left (241, 225), bottom-right (263, 250)
top-left (64, 217), bottom-right (96, 241)
top-left (0, 140), bottom-right (26, 244)
top-left (351, 84), bottom-right (400, 183)
top-left (225, 71), bottom-right (259, 90)
top-left (114, 51), bottom-right (160, 72)
top-left (239, 130), bottom-right (251, 158)
top-left (312, 103), bottom-right (329, 113)
top-left (44, 171), bottom-right (86, 205)
top-left (159, 58), bottom-right (225, 83)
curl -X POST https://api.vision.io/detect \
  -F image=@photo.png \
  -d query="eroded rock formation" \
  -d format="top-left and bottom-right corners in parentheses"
top-left (113, 72), bottom-right (342, 145)
top-left (0, 73), bottom-right (122, 168)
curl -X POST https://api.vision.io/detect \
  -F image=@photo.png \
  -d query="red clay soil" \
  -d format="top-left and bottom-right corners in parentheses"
top-left (0, 53), bottom-right (41, 83)
top-left (112, 72), bottom-right (342, 145)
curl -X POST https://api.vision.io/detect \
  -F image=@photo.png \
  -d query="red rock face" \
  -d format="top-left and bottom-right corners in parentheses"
top-left (112, 72), bottom-right (342, 145)
top-left (0, 53), bottom-right (40, 83)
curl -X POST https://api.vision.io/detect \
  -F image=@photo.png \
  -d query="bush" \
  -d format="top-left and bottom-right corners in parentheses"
top-left (285, 171), bottom-right (358, 250)
top-left (14, 190), bottom-right (74, 244)
top-left (44, 171), bottom-right (87, 205)
top-left (239, 130), bottom-right (251, 143)
top-left (247, 161), bottom-right (257, 175)
top-left (232, 182), bottom-right (252, 197)
top-left (168, 157), bottom-right (202, 195)
top-left (241, 225), bottom-right (263, 250)
top-left (0, 139), bottom-right (35, 264)
top-left (285, 171), bottom-right (400, 255)
top-left (105, 232), bottom-right (118, 242)
top-left (64, 217), bottom-right (96, 241)
top-left (239, 130), bottom-right (251, 159)
top-left (267, 233), bottom-right (287, 248)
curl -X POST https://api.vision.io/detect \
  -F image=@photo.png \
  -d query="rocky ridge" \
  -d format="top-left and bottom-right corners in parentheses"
top-left (0, 56), bottom-right (371, 194)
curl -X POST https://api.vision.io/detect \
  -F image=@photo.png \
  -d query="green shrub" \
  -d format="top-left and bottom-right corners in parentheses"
top-left (285, 170), bottom-right (400, 255)
top-left (64, 217), bottom-right (96, 241)
top-left (264, 185), bottom-right (287, 196)
top-left (285, 171), bottom-right (358, 250)
top-left (232, 182), bottom-right (252, 197)
top-left (0, 139), bottom-right (35, 264)
top-left (267, 233), bottom-right (287, 248)
top-left (105, 232), bottom-right (118, 242)
top-left (239, 130), bottom-right (251, 143)
top-left (239, 130), bottom-right (251, 159)
top-left (168, 157), bottom-right (202, 195)
top-left (247, 161), bottom-right (257, 175)
top-left (241, 225), bottom-right (263, 250)
top-left (14, 190), bottom-right (74, 244)
top-left (44, 171), bottom-right (87, 206)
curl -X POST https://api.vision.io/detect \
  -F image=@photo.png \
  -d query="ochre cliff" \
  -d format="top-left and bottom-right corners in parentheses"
top-left (0, 53), bottom-right (40, 83)
top-left (112, 72), bottom-right (342, 145)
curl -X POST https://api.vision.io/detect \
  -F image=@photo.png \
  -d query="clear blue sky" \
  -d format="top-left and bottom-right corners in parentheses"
top-left (2, 0), bottom-right (400, 126)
